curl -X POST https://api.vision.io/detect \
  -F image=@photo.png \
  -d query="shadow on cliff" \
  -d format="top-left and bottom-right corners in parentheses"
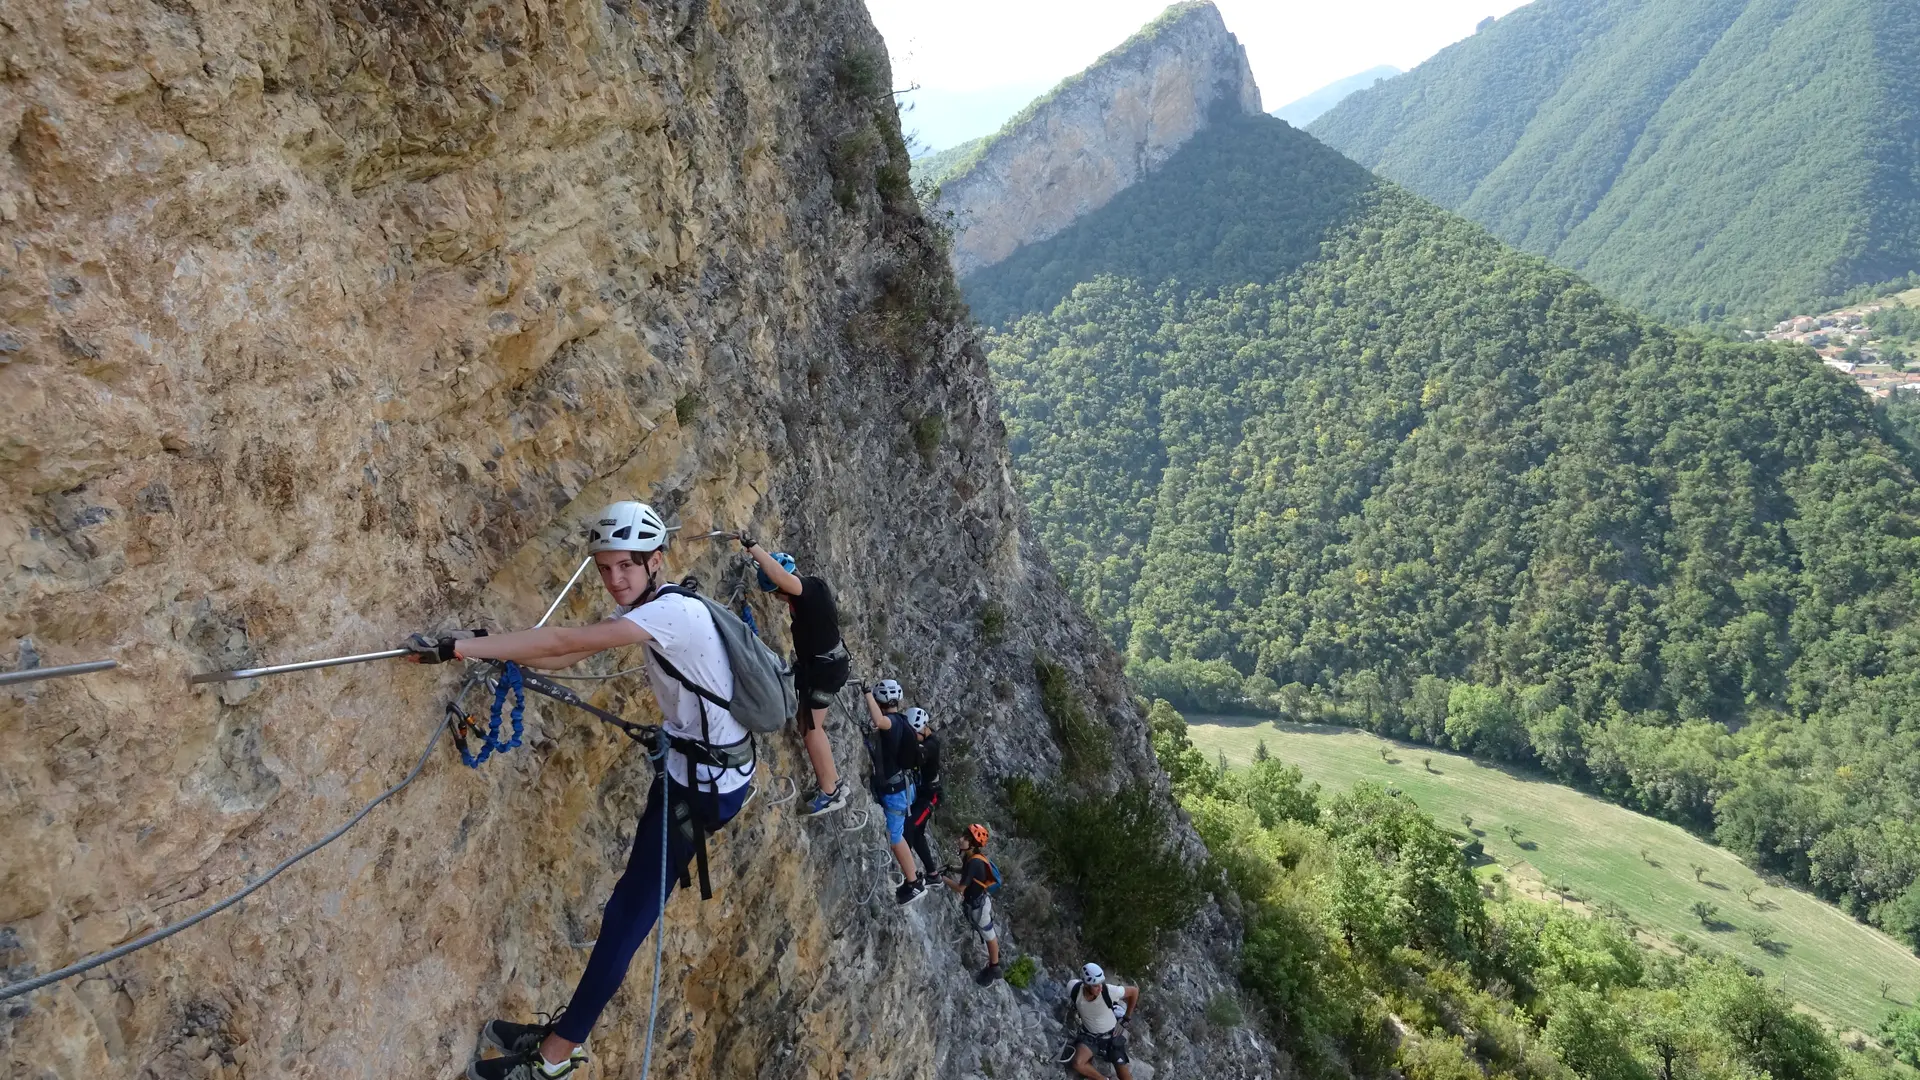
top-left (960, 114), bottom-right (1381, 327)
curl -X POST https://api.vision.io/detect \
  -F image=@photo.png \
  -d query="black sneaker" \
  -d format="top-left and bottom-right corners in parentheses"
top-left (482, 1019), bottom-right (554, 1057)
top-left (468, 1047), bottom-right (586, 1080)
top-left (974, 962), bottom-right (1002, 985)
top-left (895, 877), bottom-right (928, 905)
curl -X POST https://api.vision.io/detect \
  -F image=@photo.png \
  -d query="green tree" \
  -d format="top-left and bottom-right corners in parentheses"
top-left (1218, 757), bottom-right (1322, 828)
top-left (1146, 698), bottom-right (1215, 799)
top-left (1499, 901), bottom-right (1645, 993)
top-left (1409, 676), bottom-right (1452, 742)
top-left (1008, 780), bottom-right (1202, 974)
top-left (1544, 989), bottom-right (1656, 1080)
top-left (1445, 684), bottom-right (1527, 760)
top-left (1691, 959), bottom-right (1839, 1080)
top-left (1324, 783), bottom-right (1488, 960)
top-left (1881, 1006), bottom-right (1920, 1069)
top-left (1619, 988), bottom-right (1701, 1080)
top-left (1874, 882), bottom-right (1920, 949)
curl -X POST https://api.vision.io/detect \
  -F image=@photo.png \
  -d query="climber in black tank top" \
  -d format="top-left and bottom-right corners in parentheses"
top-left (740, 534), bottom-right (852, 817)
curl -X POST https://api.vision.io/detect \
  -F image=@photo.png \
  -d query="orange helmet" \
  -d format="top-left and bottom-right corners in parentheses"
top-left (965, 823), bottom-right (989, 848)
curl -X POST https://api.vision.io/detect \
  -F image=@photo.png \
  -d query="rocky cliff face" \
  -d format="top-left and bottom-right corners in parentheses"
top-left (933, 2), bottom-right (1262, 278)
top-left (0, 2), bottom-right (1277, 1079)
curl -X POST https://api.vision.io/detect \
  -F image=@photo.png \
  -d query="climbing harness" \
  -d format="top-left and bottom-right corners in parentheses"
top-left (451, 662), bottom-right (527, 768)
top-left (507, 665), bottom-right (662, 749)
top-left (0, 659), bottom-right (117, 687)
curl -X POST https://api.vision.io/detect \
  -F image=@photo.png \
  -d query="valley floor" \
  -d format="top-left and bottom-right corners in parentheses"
top-left (1186, 716), bottom-right (1920, 1037)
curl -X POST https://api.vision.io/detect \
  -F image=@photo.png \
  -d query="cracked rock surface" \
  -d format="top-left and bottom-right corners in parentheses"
top-left (0, 0), bottom-right (1280, 1077)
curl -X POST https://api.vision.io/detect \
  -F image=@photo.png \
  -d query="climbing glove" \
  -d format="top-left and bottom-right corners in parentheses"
top-left (737, 531), bottom-right (758, 550)
top-left (403, 628), bottom-right (487, 664)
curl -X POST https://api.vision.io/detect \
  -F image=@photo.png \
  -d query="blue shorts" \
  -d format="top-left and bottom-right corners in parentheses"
top-left (882, 783), bottom-right (916, 844)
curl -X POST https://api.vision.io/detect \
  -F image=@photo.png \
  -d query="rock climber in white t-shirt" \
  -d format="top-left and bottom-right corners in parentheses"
top-left (1065, 962), bottom-right (1142, 1080)
top-left (407, 501), bottom-right (755, 1080)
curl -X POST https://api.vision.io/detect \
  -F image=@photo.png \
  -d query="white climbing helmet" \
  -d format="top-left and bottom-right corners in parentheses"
top-left (588, 501), bottom-right (667, 554)
top-left (871, 679), bottom-right (904, 706)
top-left (905, 707), bottom-right (931, 733)
top-left (1082, 962), bottom-right (1105, 987)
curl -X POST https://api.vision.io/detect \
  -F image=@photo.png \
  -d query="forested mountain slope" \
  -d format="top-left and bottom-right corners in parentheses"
top-left (1308, 0), bottom-right (1920, 324)
top-left (976, 114), bottom-right (1920, 951)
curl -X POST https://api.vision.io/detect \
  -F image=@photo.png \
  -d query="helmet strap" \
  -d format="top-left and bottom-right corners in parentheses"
top-left (636, 553), bottom-right (664, 605)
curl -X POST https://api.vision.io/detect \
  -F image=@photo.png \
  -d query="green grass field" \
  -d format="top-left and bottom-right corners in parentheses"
top-left (1187, 716), bottom-right (1920, 1035)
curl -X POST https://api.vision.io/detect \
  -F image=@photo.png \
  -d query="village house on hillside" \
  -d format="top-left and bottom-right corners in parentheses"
top-left (1766, 299), bottom-right (1920, 398)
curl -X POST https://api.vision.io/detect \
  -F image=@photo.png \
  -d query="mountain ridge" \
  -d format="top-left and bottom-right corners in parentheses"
top-left (1310, 0), bottom-right (1920, 322)
top-left (928, 1), bottom-right (1262, 278)
top-left (1272, 66), bottom-right (1401, 128)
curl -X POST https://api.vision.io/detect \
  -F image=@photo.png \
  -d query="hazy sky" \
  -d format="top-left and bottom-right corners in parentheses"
top-left (870, 0), bottom-right (1534, 150)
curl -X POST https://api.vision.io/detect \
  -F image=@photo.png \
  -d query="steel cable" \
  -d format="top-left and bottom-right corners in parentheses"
top-left (0, 711), bottom-right (451, 1002)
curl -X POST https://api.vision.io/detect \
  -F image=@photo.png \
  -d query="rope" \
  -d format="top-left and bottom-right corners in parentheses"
top-left (639, 757), bottom-right (670, 1080)
top-left (0, 710), bottom-right (451, 1002)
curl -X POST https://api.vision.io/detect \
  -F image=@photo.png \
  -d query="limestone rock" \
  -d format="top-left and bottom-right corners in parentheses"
top-left (931, 2), bottom-right (1262, 278)
top-left (0, 0), bottom-right (1277, 1078)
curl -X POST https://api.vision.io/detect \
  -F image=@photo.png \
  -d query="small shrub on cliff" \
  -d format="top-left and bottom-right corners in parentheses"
top-left (876, 157), bottom-right (913, 204)
top-left (831, 128), bottom-right (882, 210)
top-left (1007, 777), bottom-right (1201, 973)
top-left (833, 49), bottom-right (887, 99)
top-left (1205, 992), bottom-right (1245, 1028)
top-left (673, 391), bottom-right (702, 425)
top-left (980, 600), bottom-right (1008, 644)
top-left (1004, 954), bottom-right (1039, 989)
top-left (1034, 654), bottom-right (1112, 776)
top-left (910, 412), bottom-right (945, 463)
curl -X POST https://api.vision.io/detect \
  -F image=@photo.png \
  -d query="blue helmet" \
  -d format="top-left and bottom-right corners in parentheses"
top-left (757, 551), bottom-right (798, 592)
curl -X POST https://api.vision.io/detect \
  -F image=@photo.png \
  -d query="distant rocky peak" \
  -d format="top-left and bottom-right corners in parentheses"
top-left (933, 1), bottom-right (1263, 278)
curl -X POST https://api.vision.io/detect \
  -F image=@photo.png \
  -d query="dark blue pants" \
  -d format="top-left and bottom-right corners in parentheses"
top-left (554, 776), bottom-right (749, 1043)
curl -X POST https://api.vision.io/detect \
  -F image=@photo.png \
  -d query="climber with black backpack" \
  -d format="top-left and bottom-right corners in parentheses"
top-left (939, 822), bottom-right (1003, 985)
top-left (863, 679), bottom-right (927, 904)
top-left (406, 501), bottom-right (794, 1080)
top-left (902, 706), bottom-right (942, 893)
top-left (1060, 963), bottom-right (1141, 1080)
